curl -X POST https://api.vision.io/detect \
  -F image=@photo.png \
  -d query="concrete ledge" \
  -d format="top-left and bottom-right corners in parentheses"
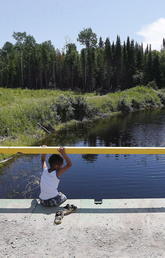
top-left (0, 198), bottom-right (165, 213)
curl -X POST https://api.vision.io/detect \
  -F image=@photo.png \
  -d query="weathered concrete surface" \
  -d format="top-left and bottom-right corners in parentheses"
top-left (0, 198), bottom-right (165, 258)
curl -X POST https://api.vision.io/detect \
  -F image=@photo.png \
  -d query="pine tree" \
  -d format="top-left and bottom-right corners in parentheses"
top-left (115, 35), bottom-right (122, 90)
top-left (144, 45), bottom-right (153, 84)
top-left (152, 51), bottom-right (161, 87)
top-left (104, 38), bottom-right (112, 91)
top-left (98, 37), bottom-right (104, 48)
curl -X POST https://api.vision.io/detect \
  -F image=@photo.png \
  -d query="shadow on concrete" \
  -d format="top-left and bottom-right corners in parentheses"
top-left (0, 199), bottom-right (165, 214)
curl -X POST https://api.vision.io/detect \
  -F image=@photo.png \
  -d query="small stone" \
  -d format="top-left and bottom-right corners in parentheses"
top-left (130, 228), bottom-right (134, 230)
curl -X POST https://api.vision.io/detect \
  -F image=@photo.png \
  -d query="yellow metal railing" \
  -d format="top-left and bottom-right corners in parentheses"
top-left (0, 147), bottom-right (165, 154)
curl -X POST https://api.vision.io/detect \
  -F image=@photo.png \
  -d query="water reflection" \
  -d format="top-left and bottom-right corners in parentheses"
top-left (82, 154), bottom-right (98, 163)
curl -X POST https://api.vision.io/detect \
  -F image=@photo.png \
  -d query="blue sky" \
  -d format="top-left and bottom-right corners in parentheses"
top-left (1, 0), bottom-right (165, 50)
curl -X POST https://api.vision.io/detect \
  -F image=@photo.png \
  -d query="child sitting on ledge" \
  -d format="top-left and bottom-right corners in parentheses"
top-left (39, 147), bottom-right (72, 207)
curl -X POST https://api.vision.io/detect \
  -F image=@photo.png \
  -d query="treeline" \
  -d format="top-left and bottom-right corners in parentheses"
top-left (0, 28), bottom-right (165, 93)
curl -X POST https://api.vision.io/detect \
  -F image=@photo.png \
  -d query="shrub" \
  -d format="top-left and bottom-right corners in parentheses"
top-left (117, 98), bottom-right (133, 114)
top-left (71, 96), bottom-right (97, 120)
top-left (51, 95), bottom-right (74, 122)
top-left (131, 99), bottom-right (141, 110)
top-left (50, 95), bottom-right (98, 122)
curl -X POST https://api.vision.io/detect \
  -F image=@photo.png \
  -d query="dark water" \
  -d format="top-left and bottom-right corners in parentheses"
top-left (1, 109), bottom-right (165, 199)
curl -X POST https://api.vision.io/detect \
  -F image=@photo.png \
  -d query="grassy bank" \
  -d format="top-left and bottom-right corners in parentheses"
top-left (87, 86), bottom-right (164, 113)
top-left (0, 85), bottom-right (165, 162)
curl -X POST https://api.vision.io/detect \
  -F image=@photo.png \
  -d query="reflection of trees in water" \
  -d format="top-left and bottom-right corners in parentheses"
top-left (82, 117), bottom-right (133, 146)
top-left (81, 154), bottom-right (98, 163)
top-left (104, 154), bottom-right (130, 160)
top-left (83, 130), bottom-right (132, 147)
top-left (42, 130), bottom-right (86, 146)
top-left (82, 154), bottom-right (130, 163)
top-left (83, 135), bottom-right (97, 146)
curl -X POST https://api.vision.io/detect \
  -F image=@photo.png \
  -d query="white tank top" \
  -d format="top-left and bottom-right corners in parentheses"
top-left (39, 167), bottom-right (60, 200)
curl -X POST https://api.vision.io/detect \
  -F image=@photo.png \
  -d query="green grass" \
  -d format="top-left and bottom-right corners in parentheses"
top-left (0, 87), bottom-right (96, 107)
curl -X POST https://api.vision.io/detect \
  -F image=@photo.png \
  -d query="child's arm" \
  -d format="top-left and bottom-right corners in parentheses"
top-left (41, 145), bottom-right (47, 169)
top-left (41, 154), bottom-right (47, 169)
top-left (56, 147), bottom-right (72, 177)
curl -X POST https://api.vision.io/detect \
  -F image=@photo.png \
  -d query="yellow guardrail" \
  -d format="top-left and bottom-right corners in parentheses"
top-left (0, 147), bottom-right (165, 154)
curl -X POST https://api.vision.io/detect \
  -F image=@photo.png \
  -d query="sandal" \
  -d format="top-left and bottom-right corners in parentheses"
top-left (54, 210), bottom-right (64, 224)
top-left (62, 204), bottom-right (77, 215)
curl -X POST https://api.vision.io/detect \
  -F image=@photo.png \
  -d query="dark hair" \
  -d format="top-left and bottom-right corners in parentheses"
top-left (48, 154), bottom-right (63, 167)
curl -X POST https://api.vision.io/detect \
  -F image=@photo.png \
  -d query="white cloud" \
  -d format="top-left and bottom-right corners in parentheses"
top-left (137, 18), bottom-right (165, 50)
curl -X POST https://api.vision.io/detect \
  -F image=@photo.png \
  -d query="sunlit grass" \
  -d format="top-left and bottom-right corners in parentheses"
top-left (0, 87), bottom-right (96, 107)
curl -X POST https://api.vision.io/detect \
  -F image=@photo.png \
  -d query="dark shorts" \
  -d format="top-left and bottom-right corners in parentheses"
top-left (39, 192), bottom-right (67, 207)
